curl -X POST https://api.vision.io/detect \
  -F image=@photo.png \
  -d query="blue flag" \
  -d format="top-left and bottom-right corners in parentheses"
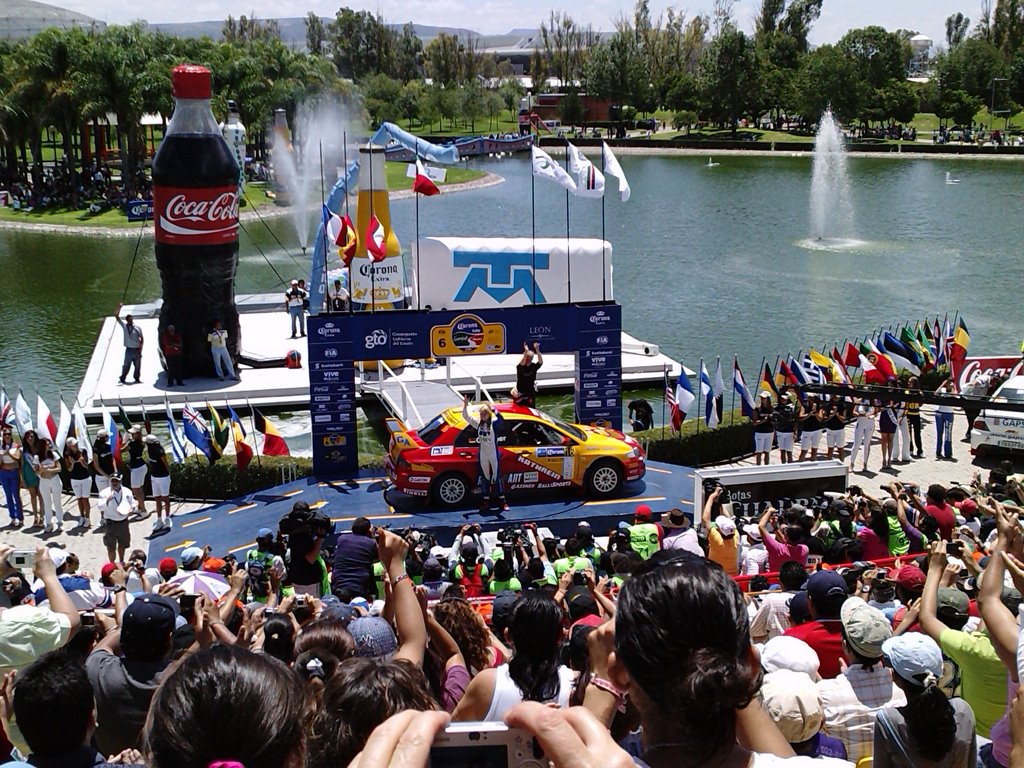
top-left (181, 402), bottom-right (212, 461)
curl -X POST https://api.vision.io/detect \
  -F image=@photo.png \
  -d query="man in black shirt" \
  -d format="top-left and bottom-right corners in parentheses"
top-left (283, 501), bottom-right (328, 597)
top-left (331, 516), bottom-right (378, 599)
top-left (628, 399), bottom-right (654, 431)
top-left (145, 434), bottom-right (172, 533)
top-left (512, 341), bottom-right (542, 406)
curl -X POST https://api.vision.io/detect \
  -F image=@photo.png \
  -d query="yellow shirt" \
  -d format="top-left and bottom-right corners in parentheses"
top-left (708, 527), bottom-right (739, 576)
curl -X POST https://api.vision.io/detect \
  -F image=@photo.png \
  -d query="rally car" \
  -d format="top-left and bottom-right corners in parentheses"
top-left (971, 375), bottom-right (1024, 456)
top-left (385, 402), bottom-right (646, 508)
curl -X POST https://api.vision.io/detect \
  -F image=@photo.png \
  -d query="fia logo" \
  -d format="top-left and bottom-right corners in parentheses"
top-left (324, 348), bottom-right (338, 359)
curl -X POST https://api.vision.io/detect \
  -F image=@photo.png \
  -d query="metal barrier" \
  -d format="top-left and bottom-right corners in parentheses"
top-left (445, 358), bottom-right (496, 404)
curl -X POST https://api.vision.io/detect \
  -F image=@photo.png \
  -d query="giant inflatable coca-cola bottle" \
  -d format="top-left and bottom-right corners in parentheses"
top-left (152, 64), bottom-right (240, 378)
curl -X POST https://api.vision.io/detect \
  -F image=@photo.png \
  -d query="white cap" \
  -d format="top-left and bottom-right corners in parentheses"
top-left (48, 548), bottom-right (69, 569)
top-left (760, 635), bottom-right (821, 680)
top-left (715, 516), bottom-right (737, 536)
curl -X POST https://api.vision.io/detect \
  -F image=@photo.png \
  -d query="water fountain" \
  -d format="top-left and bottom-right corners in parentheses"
top-left (805, 108), bottom-right (861, 250)
top-left (270, 100), bottom-right (359, 252)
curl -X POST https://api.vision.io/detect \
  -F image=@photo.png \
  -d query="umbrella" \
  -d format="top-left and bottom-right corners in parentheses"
top-left (167, 571), bottom-right (230, 600)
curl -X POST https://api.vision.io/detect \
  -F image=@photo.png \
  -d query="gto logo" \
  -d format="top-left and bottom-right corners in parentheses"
top-left (365, 329), bottom-right (388, 349)
top-left (165, 192), bottom-right (237, 224)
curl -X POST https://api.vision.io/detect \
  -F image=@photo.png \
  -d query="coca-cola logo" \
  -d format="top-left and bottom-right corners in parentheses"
top-left (164, 192), bottom-right (238, 225)
top-left (154, 184), bottom-right (239, 245)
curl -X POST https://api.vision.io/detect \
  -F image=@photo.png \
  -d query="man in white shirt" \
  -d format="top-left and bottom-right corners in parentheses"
top-left (660, 509), bottom-right (703, 557)
top-left (740, 524), bottom-right (770, 575)
top-left (284, 279), bottom-right (307, 338)
top-left (207, 319), bottom-right (237, 380)
top-left (98, 474), bottom-right (137, 563)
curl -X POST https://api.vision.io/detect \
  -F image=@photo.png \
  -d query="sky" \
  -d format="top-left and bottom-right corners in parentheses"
top-left (57, 0), bottom-right (980, 48)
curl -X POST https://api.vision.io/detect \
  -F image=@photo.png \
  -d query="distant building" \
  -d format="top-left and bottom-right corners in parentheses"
top-left (0, 0), bottom-right (105, 39)
top-left (909, 34), bottom-right (933, 78)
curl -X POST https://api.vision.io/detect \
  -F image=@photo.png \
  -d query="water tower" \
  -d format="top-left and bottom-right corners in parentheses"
top-left (909, 34), bottom-right (933, 77)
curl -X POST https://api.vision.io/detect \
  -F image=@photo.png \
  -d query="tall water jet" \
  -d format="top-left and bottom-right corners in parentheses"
top-left (809, 109), bottom-right (855, 244)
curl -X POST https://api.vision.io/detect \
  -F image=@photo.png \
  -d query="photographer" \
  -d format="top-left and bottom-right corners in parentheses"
top-left (449, 525), bottom-right (490, 598)
top-left (702, 488), bottom-right (738, 575)
top-left (245, 528), bottom-right (286, 604)
top-left (279, 501), bottom-right (331, 598)
top-left (331, 517), bottom-right (378, 600)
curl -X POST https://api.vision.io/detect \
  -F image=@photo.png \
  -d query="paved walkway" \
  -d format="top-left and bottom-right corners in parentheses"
top-left (0, 406), bottom-right (999, 569)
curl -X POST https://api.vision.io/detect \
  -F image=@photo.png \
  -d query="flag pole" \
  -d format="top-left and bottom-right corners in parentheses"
top-left (600, 142), bottom-right (607, 302)
top-left (246, 398), bottom-right (262, 469)
top-left (730, 355), bottom-right (737, 423)
top-left (318, 140), bottom-right (328, 314)
top-left (368, 139), bottom-right (375, 315)
top-left (564, 140), bottom-right (572, 303)
top-left (415, 149), bottom-right (421, 311)
top-left (531, 151), bottom-right (537, 305)
top-left (661, 364), bottom-right (667, 440)
top-left (344, 130), bottom-right (354, 317)
top-left (696, 357), bottom-right (703, 436)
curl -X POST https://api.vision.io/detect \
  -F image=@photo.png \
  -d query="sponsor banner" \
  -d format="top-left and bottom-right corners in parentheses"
top-left (350, 255), bottom-right (405, 306)
top-left (430, 313), bottom-right (506, 357)
top-left (308, 315), bottom-right (358, 476)
top-left (125, 199), bottom-right (153, 222)
top-left (693, 461), bottom-right (848, 519)
top-left (153, 184), bottom-right (238, 244)
top-left (953, 355), bottom-right (1024, 391)
top-left (414, 237), bottom-right (613, 309)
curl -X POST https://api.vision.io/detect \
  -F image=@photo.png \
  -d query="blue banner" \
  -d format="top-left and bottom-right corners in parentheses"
top-left (125, 199), bottom-right (153, 222)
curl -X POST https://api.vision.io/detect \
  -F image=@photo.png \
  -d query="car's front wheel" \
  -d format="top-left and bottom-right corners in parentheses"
top-left (584, 460), bottom-right (623, 498)
top-left (431, 472), bottom-right (472, 508)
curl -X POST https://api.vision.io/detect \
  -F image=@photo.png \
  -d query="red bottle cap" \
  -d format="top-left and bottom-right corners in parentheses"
top-left (171, 64), bottom-right (212, 99)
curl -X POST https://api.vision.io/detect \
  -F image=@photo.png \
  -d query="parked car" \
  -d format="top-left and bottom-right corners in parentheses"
top-left (971, 375), bottom-right (1024, 455)
top-left (385, 402), bottom-right (646, 508)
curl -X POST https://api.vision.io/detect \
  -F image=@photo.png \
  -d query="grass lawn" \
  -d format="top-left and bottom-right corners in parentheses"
top-left (393, 114), bottom-right (521, 136)
top-left (910, 109), bottom-right (1022, 133)
top-left (384, 162), bottom-right (485, 190)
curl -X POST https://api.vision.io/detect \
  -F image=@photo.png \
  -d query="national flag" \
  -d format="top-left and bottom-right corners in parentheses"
top-left (117, 404), bottom-right (133, 433)
top-left (860, 341), bottom-right (896, 382)
top-left (799, 355), bottom-right (827, 385)
top-left (182, 403), bottom-right (213, 461)
top-left (941, 319), bottom-right (954, 361)
top-left (902, 326), bottom-right (931, 372)
top-left (71, 405), bottom-right (91, 461)
top-left (830, 347), bottom-right (853, 385)
top-left (140, 401), bottom-right (152, 435)
top-left (14, 393), bottom-right (32, 436)
top-left (227, 406), bottom-right (253, 472)
top-left (54, 399), bottom-right (72, 449)
top-left (881, 332), bottom-right (921, 375)
top-left (338, 214), bottom-right (357, 266)
top-left (252, 407), bottom-right (289, 456)
top-left (566, 143), bottom-right (605, 198)
top-left (412, 158), bottom-right (441, 196)
top-left (365, 214), bottom-right (387, 262)
top-left (101, 408), bottom-right (122, 468)
top-left (206, 402), bottom-right (230, 461)
top-left (36, 395), bottom-right (56, 442)
top-left (917, 323), bottom-right (935, 361)
top-left (777, 359), bottom-right (798, 387)
top-left (0, 390), bottom-right (11, 428)
top-left (713, 359), bottom-right (725, 423)
top-left (700, 362), bottom-right (719, 429)
top-left (808, 350), bottom-right (835, 382)
top-left (858, 353), bottom-right (887, 385)
top-left (531, 145), bottom-right (578, 193)
top-left (760, 363), bottom-right (779, 398)
top-left (165, 402), bottom-right (186, 464)
top-left (933, 319), bottom-right (947, 366)
top-left (950, 317), bottom-right (970, 362)
top-left (601, 141), bottom-right (630, 202)
top-left (673, 365), bottom-right (696, 430)
top-left (733, 360), bottom-right (756, 418)
top-left (664, 371), bottom-right (678, 430)
top-left (843, 341), bottom-right (861, 369)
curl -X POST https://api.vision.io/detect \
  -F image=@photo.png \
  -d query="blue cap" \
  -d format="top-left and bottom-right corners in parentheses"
top-left (349, 616), bottom-right (398, 658)
top-left (807, 570), bottom-right (848, 606)
top-left (257, 528), bottom-right (274, 539)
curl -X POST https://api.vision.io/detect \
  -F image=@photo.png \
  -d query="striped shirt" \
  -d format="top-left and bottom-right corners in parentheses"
top-left (817, 663), bottom-right (907, 763)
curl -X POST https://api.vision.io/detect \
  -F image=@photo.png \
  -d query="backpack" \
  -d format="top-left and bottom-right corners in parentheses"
top-left (459, 563), bottom-right (486, 598)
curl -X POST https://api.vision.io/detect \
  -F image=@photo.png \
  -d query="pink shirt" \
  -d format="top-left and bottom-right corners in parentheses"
top-left (857, 527), bottom-right (890, 560)
top-left (763, 531), bottom-right (809, 571)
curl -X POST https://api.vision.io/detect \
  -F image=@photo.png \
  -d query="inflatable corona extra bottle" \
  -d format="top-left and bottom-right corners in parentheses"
top-left (352, 143), bottom-right (404, 311)
top-left (220, 99), bottom-right (247, 196)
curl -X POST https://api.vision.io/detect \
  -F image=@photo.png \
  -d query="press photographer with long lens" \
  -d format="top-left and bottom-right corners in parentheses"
top-left (279, 500), bottom-right (333, 598)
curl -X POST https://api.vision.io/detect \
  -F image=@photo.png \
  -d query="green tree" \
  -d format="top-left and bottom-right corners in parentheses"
top-left (838, 26), bottom-right (910, 92)
top-left (879, 79), bottom-right (919, 123)
top-left (395, 24), bottom-right (423, 82)
top-left (499, 78), bottom-right (524, 118)
top-left (586, 27), bottom-right (645, 121)
top-left (484, 90), bottom-right (504, 130)
top-left (698, 25), bottom-right (759, 131)
top-left (358, 73), bottom-right (401, 127)
top-left (945, 12), bottom-right (971, 49)
top-left (425, 32), bottom-right (462, 86)
top-left (397, 80), bottom-right (425, 126)
top-left (937, 37), bottom-right (1007, 102)
top-left (936, 88), bottom-right (982, 125)
top-left (305, 13), bottom-right (328, 54)
top-left (460, 81), bottom-right (485, 131)
top-left (791, 43), bottom-right (864, 125)
top-left (560, 88), bottom-right (583, 126)
top-left (993, 0), bottom-right (1024, 57)
top-left (327, 8), bottom-right (397, 81)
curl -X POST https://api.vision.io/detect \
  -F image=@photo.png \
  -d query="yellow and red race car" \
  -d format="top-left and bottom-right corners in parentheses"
top-left (385, 402), bottom-right (646, 508)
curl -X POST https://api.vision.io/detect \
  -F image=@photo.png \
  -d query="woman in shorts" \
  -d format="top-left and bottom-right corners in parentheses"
top-left (63, 437), bottom-right (93, 527)
top-left (824, 395), bottom-right (847, 461)
top-left (797, 395), bottom-right (824, 462)
top-left (752, 392), bottom-right (776, 465)
top-left (145, 434), bottom-right (172, 532)
top-left (878, 397), bottom-right (899, 470)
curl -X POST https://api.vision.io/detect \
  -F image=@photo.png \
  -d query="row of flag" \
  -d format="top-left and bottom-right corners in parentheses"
top-left (0, 389), bottom-right (289, 473)
top-left (531, 142), bottom-right (631, 202)
top-left (662, 316), bottom-right (972, 430)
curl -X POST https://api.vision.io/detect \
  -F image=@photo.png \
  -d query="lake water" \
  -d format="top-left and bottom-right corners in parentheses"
top-left (2, 152), bottom-right (1023, 451)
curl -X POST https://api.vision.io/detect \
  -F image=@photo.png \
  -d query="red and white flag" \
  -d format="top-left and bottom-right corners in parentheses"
top-left (36, 395), bottom-right (56, 442)
top-left (858, 353), bottom-right (887, 385)
top-left (412, 159), bottom-right (440, 196)
top-left (366, 215), bottom-right (387, 262)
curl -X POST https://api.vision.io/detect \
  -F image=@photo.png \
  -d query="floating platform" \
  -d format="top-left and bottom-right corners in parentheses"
top-left (149, 459), bottom-right (695, 558)
top-left (75, 294), bottom-right (682, 419)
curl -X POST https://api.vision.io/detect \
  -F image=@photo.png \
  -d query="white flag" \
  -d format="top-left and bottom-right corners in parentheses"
top-left (531, 145), bottom-right (577, 193)
top-left (602, 141), bottom-right (630, 202)
top-left (72, 404), bottom-right (92, 461)
top-left (55, 399), bottom-right (72, 450)
top-left (566, 143), bottom-right (605, 198)
top-left (14, 393), bottom-right (32, 435)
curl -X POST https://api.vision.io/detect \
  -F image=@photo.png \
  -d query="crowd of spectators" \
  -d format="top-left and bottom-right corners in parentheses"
top-left (2, 160), bottom-right (151, 215)
top-left (4, 464), bottom-right (1024, 768)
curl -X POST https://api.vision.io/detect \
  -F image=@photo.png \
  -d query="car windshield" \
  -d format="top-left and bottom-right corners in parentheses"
top-left (538, 412), bottom-right (587, 441)
top-left (416, 414), bottom-right (447, 445)
top-left (995, 386), bottom-right (1024, 403)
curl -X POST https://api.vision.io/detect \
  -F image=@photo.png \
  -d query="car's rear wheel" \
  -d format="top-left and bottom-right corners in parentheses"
top-left (432, 472), bottom-right (472, 508)
top-left (584, 460), bottom-right (623, 498)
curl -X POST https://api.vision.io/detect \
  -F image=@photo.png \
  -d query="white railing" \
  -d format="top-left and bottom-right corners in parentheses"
top-left (445, 357), bottom-right (496, 404)
top-left (376, 359), bottom-right (427, 427)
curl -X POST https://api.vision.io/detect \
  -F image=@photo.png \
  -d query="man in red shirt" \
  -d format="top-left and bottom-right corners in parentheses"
top-left (784, 570), bottom-right (849, 679)
top-left (911, 484), bottom-right (955, 540)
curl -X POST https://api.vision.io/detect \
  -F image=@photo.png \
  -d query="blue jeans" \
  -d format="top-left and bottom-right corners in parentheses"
top-left (289, 306), bottom-right (305, 336)
top-left (0, 468), bottom-right (22, 521)
top-left (120, 346), bottom-right (142, 382)
top-left (935, 411), bottom-right (954, 457)
top-left (211, 347), bottom-right (235, 378)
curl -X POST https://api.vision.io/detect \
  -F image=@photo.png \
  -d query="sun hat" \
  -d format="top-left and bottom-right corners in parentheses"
top-left (761, 670), bottom-right (824, 743)
top-left (662, 509), bottom-right (690, 529)
top-left (760, 635), bottom-right (821, 680)
top-left (881, 633), bottom-right (943, 685)
top-left (840, 597), bottom-right (892, 659)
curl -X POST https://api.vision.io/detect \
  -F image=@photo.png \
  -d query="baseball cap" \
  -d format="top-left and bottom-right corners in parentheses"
top-left (422, 556), bottom-right (444, 579)
top-left (832, 500), bottom-right (852, 517)
top-left (129, 425), bottom-right (141, 434)
top-left (290, 279), bottom-right (299, 285)
top-left (491, 590), bottom-right (519, 633)
top-left (461, 542), bottom-right (479, 561)
top-left (202, 557), bottom-right (227, 574)
top-left (742, 523), bottom-right (762, 542)
top-left (840, 597), bottom-right (892, 659)
top-left (882, 633), bottom-right (943, 685)
top-left (349, 616), bottom-right (398, 658)
top-left (759, 391), bottom-right (772, 398)
top-left (122, 594), bottom-right (177, 638)
top-left (761, 670), bottom-right (824, 743)
top-left (958, 498), bottom-right (979, 515)
top-left (256, 527), bottom-right (274, 540)
top-left (320, 602), bottom-right (357, 626)
top-left (180, 547), bottom-right (204, 567)
top-left (100, 562), bottom-right (117, 580)
top-left (788, 591), bottom-right (811, 624)
top-left (566, 586), bottom-right (599, 623)
top-left (144, 434), bottom-right (158, 444)
top-left (158, 557), bottom-right (178, 578)
top-left (937, 587), bottom-right (970, 617)
top-left (715, 516), bottom-right (737, 536)
top-left (760, 636), bottom-right (820, 680)
top-left (576, 521), bottom-right (592, 531)
top-left (96, 429), bottom-right (109, 438)
top-left (634, 504), bottom-right (653, 521)
top-left (806, 570), bottom-right (848, 606)
top-left (894, 565), bottom-right (926, 594)
top-left (48, 549), bottom-right (68, 569)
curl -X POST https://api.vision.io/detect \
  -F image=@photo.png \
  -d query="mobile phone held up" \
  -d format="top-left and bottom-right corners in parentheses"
top-left (180, 594), bottom-right (198, 623)
top-left (429, 724), bottom-right (544, 768)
